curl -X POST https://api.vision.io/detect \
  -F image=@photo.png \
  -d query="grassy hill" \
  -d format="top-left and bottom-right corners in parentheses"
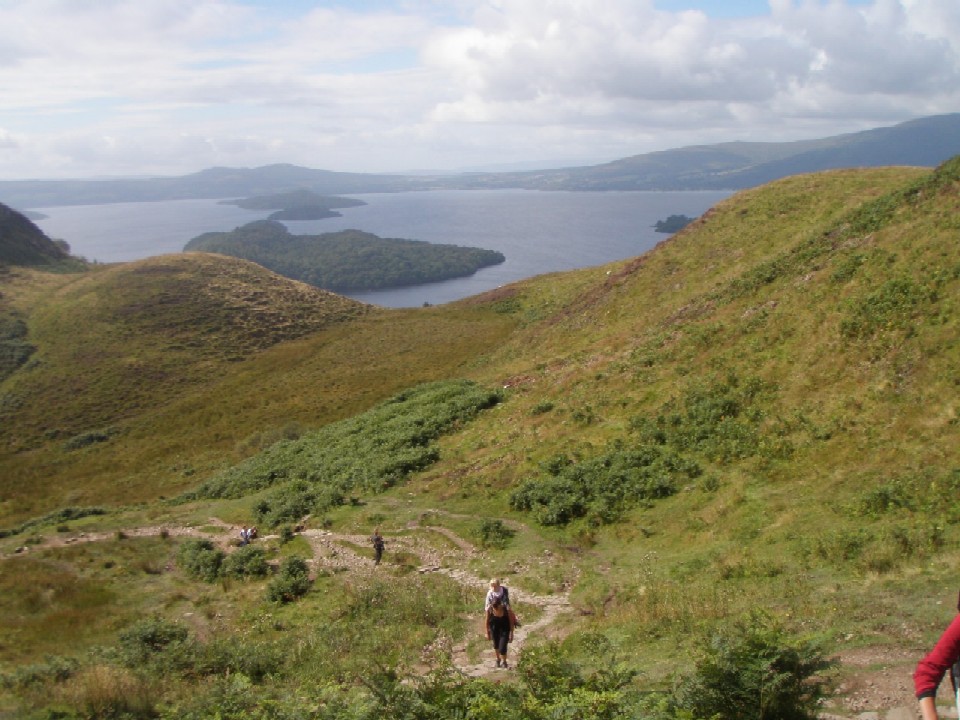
top-left (1, 159), bottom-right (959, 718)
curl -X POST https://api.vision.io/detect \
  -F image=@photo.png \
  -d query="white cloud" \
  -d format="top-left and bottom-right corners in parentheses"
top-left (0, 0), bottom-right (956, 179)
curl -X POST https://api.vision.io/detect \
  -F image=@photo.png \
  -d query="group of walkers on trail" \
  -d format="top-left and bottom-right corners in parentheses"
top-left (370, 530), bottom-right (517, 670)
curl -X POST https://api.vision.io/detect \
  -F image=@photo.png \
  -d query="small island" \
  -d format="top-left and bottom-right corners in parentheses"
top-left (219, 189), bottom-right (367, 221)
top-left (184, 220), bottom-right (506, 293)
top-left (654, 214), bottom-right (695, 234)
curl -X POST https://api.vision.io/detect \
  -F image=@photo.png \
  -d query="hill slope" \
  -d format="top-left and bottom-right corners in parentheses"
top-left (0, 254), bottom-right (518, 522)
top-left (0, 201), bottom-right (73, 266)
top-left (1, 160), bottom-right (959, 718)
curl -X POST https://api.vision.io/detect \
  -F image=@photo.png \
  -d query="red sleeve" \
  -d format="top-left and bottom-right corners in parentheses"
top-left (915, 614), bottom-right (960, 699)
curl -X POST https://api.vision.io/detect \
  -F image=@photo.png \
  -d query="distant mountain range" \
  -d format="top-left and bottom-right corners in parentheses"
top-left (1, 113), bottom-right (958, 208)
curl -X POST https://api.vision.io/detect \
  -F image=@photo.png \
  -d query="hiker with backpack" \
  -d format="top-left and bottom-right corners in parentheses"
top-left (914, 591), bottom-right (960, 719)
top-left (371, 528), bottom-right (385, 565)
top-left (485, 578), bottom-right (516, 668)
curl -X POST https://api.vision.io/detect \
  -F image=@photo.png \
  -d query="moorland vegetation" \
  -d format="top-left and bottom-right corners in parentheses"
top-left (185, 220), bottom-right (506, 292)
top-left (1, 158), bottom-right (960, 718)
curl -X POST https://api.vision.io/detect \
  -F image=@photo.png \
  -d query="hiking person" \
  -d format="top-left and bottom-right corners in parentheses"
top-left (371, 528), bottom-right (385, 565)
top-left (915, 591), bottom-right (960, 719)
top-left (485, 578), bottom-right (508, 611)
top-left (485, 594), bottom-right (515, 668)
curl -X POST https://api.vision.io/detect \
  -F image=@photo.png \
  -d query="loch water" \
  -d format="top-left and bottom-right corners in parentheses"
top-left (34, 189), bottom-right (732, 308)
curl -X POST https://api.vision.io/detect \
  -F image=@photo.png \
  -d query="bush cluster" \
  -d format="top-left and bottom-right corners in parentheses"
top-left (511, 445), bottom-right (700, 526)
top-left (840, 276), bottom-right (937, 340)
top-left (186, 380), bottom-right (502, 527)
top-left (3, 603), bottom-right (832, 720)
top-left (266, 556), bottom-right (312, 603)
top-left (476, 518), bottom-right (515, 548)
top-left (176, 539), bottom-right (270, 583)
top-left (176, 538), bottom-right (226, 582)
top-left (631, 374), bottom-right (775, 463)
top-left (671, 615), bottom-right (834, 720)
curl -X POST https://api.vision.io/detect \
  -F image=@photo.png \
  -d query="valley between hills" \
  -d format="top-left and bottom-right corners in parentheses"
top-left (1, 159), bottom-right (959, 718)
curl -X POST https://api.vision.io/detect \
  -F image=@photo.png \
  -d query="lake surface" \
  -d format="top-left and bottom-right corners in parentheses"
top-left (33, 189), bottom-right (732, 307)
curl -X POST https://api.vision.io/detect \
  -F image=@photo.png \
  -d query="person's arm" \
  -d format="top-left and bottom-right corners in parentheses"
top-left (919, 695), bottom-right (938, 720)
top-left (915, 614), bottom-right (960, 717)
top-left (484, 609), bottom-right (491, 639)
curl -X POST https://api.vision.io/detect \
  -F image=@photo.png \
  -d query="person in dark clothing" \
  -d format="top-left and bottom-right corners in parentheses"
top-left (485, 595), bottom-right (515, 668)
top-left (371, 528), bottom-right (385, 565)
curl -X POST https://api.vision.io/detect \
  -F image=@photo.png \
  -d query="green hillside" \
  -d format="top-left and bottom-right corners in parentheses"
top-left (1, 160), bottom-right (959, 719)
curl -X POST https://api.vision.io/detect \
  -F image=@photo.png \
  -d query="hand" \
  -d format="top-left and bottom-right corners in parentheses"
top-left (509, 632), bottom-right (514, 641)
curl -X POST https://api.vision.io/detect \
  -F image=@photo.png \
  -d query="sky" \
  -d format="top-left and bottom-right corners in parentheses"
top-left (0, 0), bottom-right (958, 180)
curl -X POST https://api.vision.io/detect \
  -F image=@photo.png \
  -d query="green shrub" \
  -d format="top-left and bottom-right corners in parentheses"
top-left (118, 617), bottom-right (188, 661)
top-left (0, 655), bottom-right (79, 690)
top-left (267, 557), bottom-right (312, 603)
top-left (840, 276), bottom-right (936, 339)
top-left (176, 538), bottom-right (225, 582)
top-left (672, 614), bottom-right (835, 720)
top-left (183, 381), bottom-right (503, 519)
top-left (632, 375), bottom-right (772, 462)
top-left (221, 544), bottom-right (269, 579)
top-left (530, 400), bottom-right (555, 415)
top-left (510, 445), bottom-right (699, 526)
top-left (476, 518), bottom-right (515, 549)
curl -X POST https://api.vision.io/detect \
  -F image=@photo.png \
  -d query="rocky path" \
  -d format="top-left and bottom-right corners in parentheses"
top-left (4, 518), bottom-right (933, 713)
top-left (8, 515), bottom-right (572, 680)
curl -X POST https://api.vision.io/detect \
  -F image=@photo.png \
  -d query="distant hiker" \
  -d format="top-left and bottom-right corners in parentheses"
top-left (915, 591), bottom-right (960, 719)
top-left (371, 528), bottom-right (385, 565)
top-left (240, 528), bottom-right (249, 546)
top-left (485, 592), bottom-right (515, 669)
top-left (249, 526), bottom-right (258, 541)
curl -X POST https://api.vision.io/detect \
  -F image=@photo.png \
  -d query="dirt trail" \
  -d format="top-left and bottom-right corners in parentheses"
top-left (4, 519), bottom-right (925, 712)
top-left (292, 523), bottom-right (575, 678)
top-left (7, 515), bottom-right (572, 680)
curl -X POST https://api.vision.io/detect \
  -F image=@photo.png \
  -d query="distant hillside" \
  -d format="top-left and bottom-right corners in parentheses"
top-left (0, 164), bottom-right (418, 208)
top-left (0, 254), bottom-right (370, 458)
top-left (0, 254), bottom-right (516, 520)
top-left (451, 113), bottom-right (960, 190)
top-left (0, 202), bottom-right (72, 266)
top-left (219, 189), bottom-right (367, 221)
top-left (0, 114), bottom-right (957, 206)
top-left (185, 220), bottom-right (506, 292)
